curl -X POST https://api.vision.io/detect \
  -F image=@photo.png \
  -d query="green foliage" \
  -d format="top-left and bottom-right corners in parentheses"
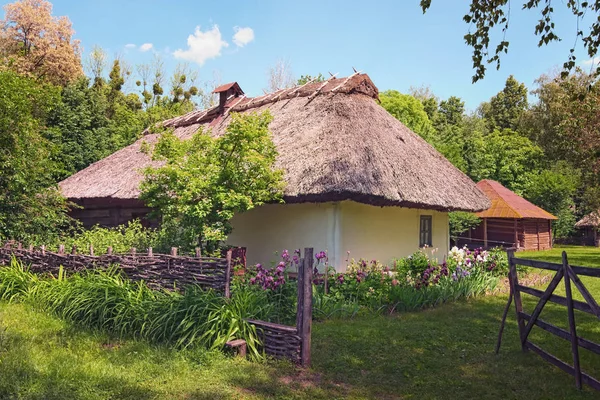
top-left (58, 220), bottom-right (159, 254)
top-left (141, 111), bottom-right (285, 253)
top-left (380, 90), bottom-right (435, 140)
top-left (297, 73), bottom-right (325, 85)
top-left (421, 1), bottom-right (600, 82)
top-left (449, 212), bottom-right (481, 238)
top-left (0, 71), bottom-right (73, 244)
top-left (523, 162), bottom-right (580, 239)
top-left (481, 75), bottom-right (528, 131)
top-left (0, 260), bottom-right (273, 360)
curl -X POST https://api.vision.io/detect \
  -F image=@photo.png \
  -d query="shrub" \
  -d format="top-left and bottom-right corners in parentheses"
top-left (53, 220), bottom-right (159, 254)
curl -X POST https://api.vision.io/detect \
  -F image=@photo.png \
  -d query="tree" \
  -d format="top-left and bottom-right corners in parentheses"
top-left (380, 90), bottom-right (435, 140)
top-left (265, 58), bottom-right (295, 92)
top-left (297, 73), bottom-right (325, 85)
top-left (0, 0), bottom-right (82, 86)
top-left (523, 162), bottom-right (580, 239)
top-left (449, 212), bottom-right (481, 239)
top-left (141, 111), bottom-right (285, 253)
top-left (420, 1), bottom-right (600, 81)
top-left (482, 128), bottom-right (543, 193)
top-left (481, 75), bottom-right (528, 131)
top-left (0, 71), bottom-right (72, 242)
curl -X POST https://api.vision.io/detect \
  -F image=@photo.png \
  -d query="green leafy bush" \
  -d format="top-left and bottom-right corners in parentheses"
top-left (55, 220), bottom-right (159, 254)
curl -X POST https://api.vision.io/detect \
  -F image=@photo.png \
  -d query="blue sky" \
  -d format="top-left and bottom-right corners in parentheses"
top-left (2, 0), bottom-right (597, 110)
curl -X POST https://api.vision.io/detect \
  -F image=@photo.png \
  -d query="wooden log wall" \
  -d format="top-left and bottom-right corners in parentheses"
top-left (0, 242), bottom-right (232, 293)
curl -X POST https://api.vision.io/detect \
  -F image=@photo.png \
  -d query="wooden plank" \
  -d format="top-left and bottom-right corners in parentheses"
top-left (495, 290), bottom-right (513, 354)
top-left (224, 249), bottom-right (232, 298)
top-left (512, 258), bottom-right (600, 277)
top-left (521, 268), bottom-right (564, 344)
top-left (300, 248), bottom-right (313, 367)
top-left (520, 312), bottom-right (600, 355)
top-left (508, 249), bottom-right (527, 351)
top-left (483, 218), bottom-right (488, 248)
top-left (564, 252), bottom-right (582, 389)
top-left (525, 341), bottom-right (600, 391)
top-left (517, 285), bottom-right (594, 314)
top-left (246, 319), bottom-right (298, 333)
top-left (566, 266), bottom-right (600, 320)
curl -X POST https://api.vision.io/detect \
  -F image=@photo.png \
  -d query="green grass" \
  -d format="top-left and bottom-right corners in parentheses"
top-left (0, 246), bottom-right (599, 399)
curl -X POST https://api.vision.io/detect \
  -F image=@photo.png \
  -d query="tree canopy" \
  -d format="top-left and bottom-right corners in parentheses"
top-left (0, 0), bottom-right (82, 85)
top-left (421, 1), bottom-right (600, 81)
top-left (140, 111), bottom-right (285, 253)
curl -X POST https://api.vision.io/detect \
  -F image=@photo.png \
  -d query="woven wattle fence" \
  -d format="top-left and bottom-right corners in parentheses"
top-left (0, 241), bottom-right (233, 295)
top-left (1, 241), bottom-right (313, 366)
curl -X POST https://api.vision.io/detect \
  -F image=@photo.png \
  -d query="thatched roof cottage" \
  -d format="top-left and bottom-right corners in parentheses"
top-left (575, 210), bottom-right (600, 246)
top-left (59, 74), bottom-right (490, 270)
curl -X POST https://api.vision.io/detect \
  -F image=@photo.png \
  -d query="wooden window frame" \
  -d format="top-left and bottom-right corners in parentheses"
top-left (419, 215), bottom-right (433, 248)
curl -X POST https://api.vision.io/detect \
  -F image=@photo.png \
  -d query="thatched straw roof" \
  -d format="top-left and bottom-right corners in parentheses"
top-left (576, 210), bottom-right (600, 228)
top-left (59, 74), bottom-right (490, 212)
top-left (476, 180), bottom-right (557, 220)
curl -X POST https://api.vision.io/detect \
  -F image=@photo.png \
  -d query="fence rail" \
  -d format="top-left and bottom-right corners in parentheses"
top-left (496, 249), bottom-right (600, 391)
top-left (0, 241), bottom-right (232, 295)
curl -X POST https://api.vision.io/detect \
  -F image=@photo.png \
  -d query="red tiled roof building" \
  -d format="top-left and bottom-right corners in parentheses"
top-left (466, 180), bottom-right (557, 250)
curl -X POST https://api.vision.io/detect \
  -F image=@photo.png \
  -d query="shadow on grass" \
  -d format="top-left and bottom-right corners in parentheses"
top-left (311, 296), bottom-right (600, 400)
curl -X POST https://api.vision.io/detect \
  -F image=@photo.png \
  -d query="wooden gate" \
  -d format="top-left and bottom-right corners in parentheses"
top-left (496, 249), bottom-right (600, 390)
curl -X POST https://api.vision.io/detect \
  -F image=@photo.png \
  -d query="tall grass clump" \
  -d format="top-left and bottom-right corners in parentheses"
top-left (0, 258), bottom-right (273, 360)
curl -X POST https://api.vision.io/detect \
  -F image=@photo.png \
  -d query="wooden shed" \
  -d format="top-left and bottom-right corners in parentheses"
top-left (466, 180), bottom-right (557, 250)
top-left (575, 210), bottom-right (600, 246)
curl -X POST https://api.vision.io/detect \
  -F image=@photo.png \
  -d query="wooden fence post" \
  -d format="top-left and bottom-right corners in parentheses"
top-left (507, 248), bottom-right (527, 351)
top-left (170, 247), bottom-right (177, 256)
top-left (71, 245), bottom-right (77, 255)
top-left (107, 246), bottom-right (113, 255)
top-left (296, 254), bottom-right (305, 337)
top-left (58, 244), bottom-right (65, 255)
top-left (563, 251), bottom-right (582, 389)
top-left (41, 245), bottom-right (45, 256)
top-left (195, 247), bottom-right (201, 258)
top-left (147, 247), bottom-right (153, 257)
top-left (300, 247), bottom-right (313, 367)
top-left (130, 247), bottom-right (136, 256)
top-left (89, 245), bottom-right (94, 256)
top-left (224, 249), bottom-right (232, 298)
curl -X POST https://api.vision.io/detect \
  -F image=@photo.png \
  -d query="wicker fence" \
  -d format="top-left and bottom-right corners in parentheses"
top-left (0, 241), bottom-right (233, 295)
top-left (0, 241), bottom-right (314, 366)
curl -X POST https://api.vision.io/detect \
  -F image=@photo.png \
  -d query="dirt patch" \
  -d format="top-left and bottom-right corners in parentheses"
top-left (491, 272), bottom-right (552, 294)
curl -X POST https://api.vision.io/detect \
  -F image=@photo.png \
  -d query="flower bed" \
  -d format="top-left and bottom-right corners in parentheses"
top-left (241, 246), bottom-right (508, 320)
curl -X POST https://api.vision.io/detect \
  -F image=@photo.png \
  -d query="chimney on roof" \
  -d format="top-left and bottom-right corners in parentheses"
top-left (212, 82), bottom-right (244, 113)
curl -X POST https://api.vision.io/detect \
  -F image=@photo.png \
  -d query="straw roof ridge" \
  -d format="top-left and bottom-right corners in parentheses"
top-left (476, 179), bottom-right (557, 220)
top-left (59, 73), bottom-right (491, 212)
top-left (576, 210), bottom-right (600, 227)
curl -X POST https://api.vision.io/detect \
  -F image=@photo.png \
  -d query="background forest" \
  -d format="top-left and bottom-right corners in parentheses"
top-left (1, 0), bottom-right (599, 245)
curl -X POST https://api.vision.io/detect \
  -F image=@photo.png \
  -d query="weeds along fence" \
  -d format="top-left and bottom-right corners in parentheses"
top-left (496, 249), bottom-right (600, 391)
top-left (0, 241), bottom-right (314, 366)
top-left (0, 241), bottom-right (233, 296)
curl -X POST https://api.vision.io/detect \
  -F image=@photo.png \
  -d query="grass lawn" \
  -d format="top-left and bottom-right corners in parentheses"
top-left (0, 245), bottom-right (599, 399)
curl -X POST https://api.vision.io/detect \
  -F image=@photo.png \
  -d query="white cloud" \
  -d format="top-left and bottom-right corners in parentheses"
top-left (140, 43), bottom-right (153, 52)
top-left (124, 43), bottom-right (136, 49)
top-left (173, 25), bottom-right (228, 65)
top-left (233, 26), bottom-right (254, 47)
top-left (582, 57), bottom-right (600, 66)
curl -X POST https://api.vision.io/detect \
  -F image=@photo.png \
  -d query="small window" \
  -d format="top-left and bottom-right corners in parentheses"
top-left (419, 215), bottom-right (432, 247)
